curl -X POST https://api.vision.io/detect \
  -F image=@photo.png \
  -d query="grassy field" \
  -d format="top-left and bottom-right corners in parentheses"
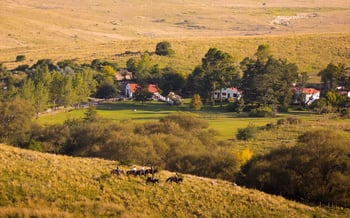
top-left (1, 143), bottom-right (349, 217)
top-left (36, 100), bottom-right (350, 155)
top-left (1, 1), bottom-right (350, 81)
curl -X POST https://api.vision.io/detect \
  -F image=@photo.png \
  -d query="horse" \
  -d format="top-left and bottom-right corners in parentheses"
top-left (126, 169), bottom-right (146, 176)
top-left (110, 168), bottom-right (124, 176)
top-left (146, 177), bottom-right (159, 184)
top-left (166, 176), bottom-right (183, 183)
top-left (145, 168), bottom-right (158, 176)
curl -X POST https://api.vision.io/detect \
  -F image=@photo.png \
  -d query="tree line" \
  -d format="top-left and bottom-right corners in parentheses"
top-left (1, 42), bottom-right (350, 116)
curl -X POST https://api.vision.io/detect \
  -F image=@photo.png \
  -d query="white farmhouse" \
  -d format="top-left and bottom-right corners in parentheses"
top-left (214, 87), bottom-right (241, 100)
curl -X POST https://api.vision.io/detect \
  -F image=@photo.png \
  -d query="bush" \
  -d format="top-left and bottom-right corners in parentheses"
top-left (155, 41), bottom-right (175, 56)
top-left (276, 116), bottom-right (301, 126)
top-left (340, 108), bottom-right (350, 118)
top-left (239, 129), bottom-right (350, 207)
top-left (227, 98), bottom-right (244, 113)
top-left (190, 94), bottom-right (202, 110)
top-left (248, 106), bottom-right (275, 117)
top-left (16, 55), bottom-right (26, 62)
top-left (236, 123), bottom-right (256, 140)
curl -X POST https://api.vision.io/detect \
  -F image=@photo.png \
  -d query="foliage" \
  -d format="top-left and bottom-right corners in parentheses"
top-left (340, 108), bottom-right (350, 118)
top-left (227, 98), bottom-right (244, 113)
top-left (201, 48), bottom-right (239, 106)
top-left (240, 45), bottom-right (298, 110)
top-left (0, 97), bottom-right (34, 146)
top-left (155, 41), bottom-right (175, 56)
top-left (190, 94), bottom-right (203, 110)
top-left (236, 123), bottom-right (257, 140)
top-left (233, 147), bottom-right (253, 166)
top-left (318, 63), bottom-right (349, 94)
top-left (248, 106), bottom-right (275, 117)
top-left (15, 55), bottom-right (26, 62)
top-left (239, 129), bottom-right (350, 207)
top-left (159, 112), bottom-right (209, 131)
top-left (84, 106), bottom-right (99, 122)
top-left (95, 82), bottom-right (118, 99)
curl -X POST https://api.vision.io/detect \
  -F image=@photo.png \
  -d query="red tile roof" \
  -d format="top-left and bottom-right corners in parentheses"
top-left (301, 88), bottom-right (320, 95)
top-left (128, 83), bottom-right (159, 93)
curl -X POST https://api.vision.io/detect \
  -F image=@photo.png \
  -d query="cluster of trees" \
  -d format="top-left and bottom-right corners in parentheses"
top-left (238, 129), bottom-right (350, 208)
top-left (2, 42), bottom-right (350, 117)
top-left (0, 59), bottom-right (122, 114)
top-left (313, 63), bottom-right (350, 113)
top-left (5, 108), bottom-right (240, 181)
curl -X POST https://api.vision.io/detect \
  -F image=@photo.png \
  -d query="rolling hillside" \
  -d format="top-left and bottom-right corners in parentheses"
top-left (1, 144), bottom-right (349, 217)
top-left (1, 0), bottom-right (350, 77)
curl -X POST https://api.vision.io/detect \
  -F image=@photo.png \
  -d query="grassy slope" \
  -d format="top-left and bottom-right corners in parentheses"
top-left (1, 0), bottom-right (350, 80)
top-left (1, 144), bottom-right (349, 217)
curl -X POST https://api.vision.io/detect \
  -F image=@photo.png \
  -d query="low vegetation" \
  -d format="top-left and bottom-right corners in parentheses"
top-left (1, 144), bottom-right (349, 217)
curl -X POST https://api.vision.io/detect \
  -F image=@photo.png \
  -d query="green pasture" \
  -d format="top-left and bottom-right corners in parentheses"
top-left (36, 100), bottom-right (325, 141)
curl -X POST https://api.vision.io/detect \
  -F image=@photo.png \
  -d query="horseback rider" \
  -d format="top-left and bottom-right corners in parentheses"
top-left (175, 172), bottom-right (179, 182)
top-left (141, 165), bottom-right (145, 175)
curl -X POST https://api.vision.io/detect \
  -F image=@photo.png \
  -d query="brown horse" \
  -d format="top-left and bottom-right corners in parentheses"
top-left (146, 177), bottom-right (159, 184)
top-left (166, 176), bottom-right (183, 183)
top-left (110, 168), bottom-right (124, 176)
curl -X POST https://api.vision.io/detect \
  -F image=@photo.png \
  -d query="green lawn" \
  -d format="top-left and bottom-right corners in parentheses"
top-left (36, 100), bottom-right (320, 141)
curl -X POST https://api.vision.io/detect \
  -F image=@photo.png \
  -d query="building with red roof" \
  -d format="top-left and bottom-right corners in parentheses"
top-left (292, 87), bottom-right (320, 105)
top-left (125, 83), bottom-right (159, 98)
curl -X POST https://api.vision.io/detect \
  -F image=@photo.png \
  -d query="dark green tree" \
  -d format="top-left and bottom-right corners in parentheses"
top-left (239, 129), bottom-right (350, 207)
top-left (16, 55), bottom-right (26, 62)
top-left (201, 48), bottom-right (239, 107)
top-left (155, 41), bottom-right (175, 56)
top-left (0, 97), bottom-right (34, 145)
top-left (158, 67), bottom-right (186, 95)
top-left (240, 45), bottom-right (298, 111)
top-left (95, 82), bottom-right (118, 99)
top-left (186, 66), bottom-right (210, 102)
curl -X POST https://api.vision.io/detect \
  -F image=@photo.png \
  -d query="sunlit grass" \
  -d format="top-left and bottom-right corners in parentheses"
top-left (1, 144), bottom-right (349, 217)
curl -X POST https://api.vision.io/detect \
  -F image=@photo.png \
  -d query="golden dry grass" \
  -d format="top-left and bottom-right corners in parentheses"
top-left (1, 143), bottom-right (349, 217)
top-left (1, 0), bottom-right (350, 80)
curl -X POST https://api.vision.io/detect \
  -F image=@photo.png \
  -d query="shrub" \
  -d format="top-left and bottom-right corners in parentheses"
top-left (236, 123), bottom-right (256, 140)
top-left (239, 129), bottom-right (350, 207)
top-left (16, 55), bottom-right (26, 62)
top-left (227, 98), bottom-right (244, 113)
top-left (28, 140), bottom-right (43, 151)
top-left (248, 106), bottom-right (275, 117)
top-left (276, 117), bottom-right (301, 126)
top-left (340, 108), bottom-right (350, 118)
top-left (190, 94), bottom-right (202, 110)
top-left (155, 41), bottom-right (175, 56)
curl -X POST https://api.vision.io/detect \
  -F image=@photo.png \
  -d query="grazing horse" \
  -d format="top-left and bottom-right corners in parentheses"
top-left (166, 176), bottom-right (183, 183)
top-left (126, 169), bottom-right (146, 176)
top-left (145, 168), bottom-right (158, 176)
top-left (146, 177), bottom-right (159, 184)
top-left (110, 168), bottom-right (124, 176)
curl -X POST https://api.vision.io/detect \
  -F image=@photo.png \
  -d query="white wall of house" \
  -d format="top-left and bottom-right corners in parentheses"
top-left (304, 92), bottom-right (320, 104)
top-left (125, 83), bottom-right (135, 98)
top-left (214, 87), bottom-right (241, 100)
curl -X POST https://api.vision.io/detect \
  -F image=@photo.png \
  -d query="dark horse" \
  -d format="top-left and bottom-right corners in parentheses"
top-left (110, 168), bottom-right (124, 176)
top-left (126, 169), bottom-right (146, 176)
top-left (166, 176), bottom-right (183, 183)
top-left (145, 168), bottom-right (158, 176)
top-left (146, 177), bottom-right (159, 184)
